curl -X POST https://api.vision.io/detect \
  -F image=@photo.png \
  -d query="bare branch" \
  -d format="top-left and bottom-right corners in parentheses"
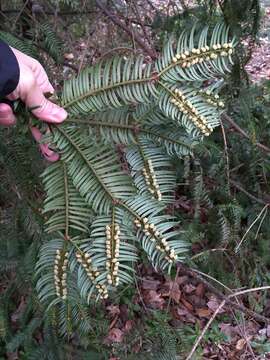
top-left (222, 113), bottom-right (270, 153)
top-left (230, 179), bottom-right (270, 205)
top-left (95, 0), bottom-right (157, 60)
top-left (186, 285), bottom-right (270, 360)
top-left (177, 263), bottom-right (270, 324)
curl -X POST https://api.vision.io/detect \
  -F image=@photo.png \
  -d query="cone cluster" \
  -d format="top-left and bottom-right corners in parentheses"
top-left (171, 42), bottom-right (234, 68)
top-left (199, 90), bottom-right (225, 108)
top-left (76, 251), bottom-right (108, 299)
top-left (134, 218), bottom-right (178, 263)
top-left (105, 224), bottom-right (120, 287)
top-left (54, 249), bottom-right (68, 300)
top-left (170, 89), bottom-right (213, 136)
top-left (142, 159), bottom-right (162, 201)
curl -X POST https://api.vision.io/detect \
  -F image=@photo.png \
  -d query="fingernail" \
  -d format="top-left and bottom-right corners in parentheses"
top-left (40, 145), bottom-right (60, 162)
top-left (33, 106), bottom-right (67, 124)
top-left (45, 153), bottom-right (60, 162)
top-left (44, 85), bottom-right (55, 95)
top-left (52, 107), bottom-right (68, 123)
top-left (48, 84), bottom-right (55, 94)
top-left (40, 144), bottom-right (54, 157)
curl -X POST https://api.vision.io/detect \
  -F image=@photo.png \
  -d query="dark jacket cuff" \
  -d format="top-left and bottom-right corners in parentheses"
top-left (0, 40), bottom-right (20, 100)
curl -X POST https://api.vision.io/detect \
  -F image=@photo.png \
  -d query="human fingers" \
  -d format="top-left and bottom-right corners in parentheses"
top-left (7, 64), bottom-right (67, 123)
top-left (0, 103), bottom-right (16, 126)
top-left (31, 126), bottom-right (60, 162)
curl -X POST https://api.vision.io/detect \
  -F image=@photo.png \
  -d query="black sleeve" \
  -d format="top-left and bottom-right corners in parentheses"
top-left (0, 41), bottom-right (20, 100)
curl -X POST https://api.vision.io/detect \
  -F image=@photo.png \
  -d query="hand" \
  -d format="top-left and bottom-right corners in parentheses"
top-left (0, 47), bottom-right (67, 161)
top-left (30, 126), bottom-right (60, 162)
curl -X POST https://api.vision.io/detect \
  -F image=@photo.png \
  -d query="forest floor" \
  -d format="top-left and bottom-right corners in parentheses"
top-left (1, 1), bottom-right (270, 359)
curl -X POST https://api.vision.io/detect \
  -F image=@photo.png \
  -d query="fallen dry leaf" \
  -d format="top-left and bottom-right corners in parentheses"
top-left (11, 296), bottom-right (26, 323)
top-left (181, 297), bottom-right (193, 311)
top-left (106, 305), bottom-right (120, 317)
top-left (162, 280), bottom-right (181, 303)
top-left (176, 275), bottom-right (189, 285)
top-left (64, 53), bottom-right (74, 60)
top-left (184, 283), bottom-right (196, 294)
top-left (235, 338), bottom-right (246, 351)
top-left (106, 328), bottom-right (124, 343)
top-left (267, 325), bottom-right (270, 338)
top-left (172, 306), bottom-right (189, 319)
top-left (123, 320), bottom-right (133, 333)
top-left (143, 290), bottom-right (165, 309)
top-left (219, 323), bottom-right (236, 338)
top-left (188, 294), bottom-right (206, 307)
top-left (195, 283), bottom-right (205, 297)
top-left (207, 296), bottom-right (225, 314)
top-left (141, 278), bottom-right (160, 290)
top-left (196, 308), bottom-right (211, 318)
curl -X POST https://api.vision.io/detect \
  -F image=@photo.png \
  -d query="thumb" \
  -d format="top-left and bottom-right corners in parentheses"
top-left (32, 98), bottom-right (67, 124)
top-left (0, 103), bottom-right (16, 126)
top-left (26, 87), bottom-right (67, 124)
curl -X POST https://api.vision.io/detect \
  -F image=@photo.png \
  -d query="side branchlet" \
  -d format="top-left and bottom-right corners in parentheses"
top-left (105, 223), bottom-right (120, 287)
top-left (76, 251), bottom-right (108, 299)
top-left (142, 159), bottom-right (162, 201)
top-left (54, 249), bottom-right (68, 300)
top-left (134, 218), bottom-right (177, 262)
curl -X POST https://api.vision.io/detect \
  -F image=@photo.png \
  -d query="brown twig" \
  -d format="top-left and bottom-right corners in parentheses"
top-left (63, 61), bottom-right (79, 73)
top-left (166, 266), bottom-right (180, 313)
top-left (145, 0), bottom-right (157, 11)
top-left (185, 299), bottom-right (226, 360)
top-left (12, 0), bottom-right (31, 29)
top-left (0, 9), bottom-right (97, 15)
top-left (221, 113), bottom-right (270, 153)
top-left (177, 263), bottom-right (270, 324)
top-left (132, 0), bottom-right (153, 49)
top-left (98, 47), bottom-right (138, 61)
top-left (95, 0), bottom-right (157, 60)
top-left (229, 179), bottom-right (270, 205)
top-left (186, 286), bottom-right (270, 359)
top-left (220, 120), bottom-right (230, 195)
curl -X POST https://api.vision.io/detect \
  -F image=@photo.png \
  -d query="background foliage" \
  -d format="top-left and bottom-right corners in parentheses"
top-left (0, 0), bottom-right (270, 359)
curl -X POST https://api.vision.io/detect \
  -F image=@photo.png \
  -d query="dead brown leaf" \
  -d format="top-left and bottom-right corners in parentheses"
top-left (171, 306), bottom-right (189, 319)
top-left (195, 283), bottom-right (205, 297)
top-left (196, 308), bottom-right (211, 318)
top-left (162, 280), bottom-right (181, 303)
top-left (123, 320), bottom-right (133, 333)
top-left (141, 278), bottom-right (160, 291)
top-left (11, 296), bottom-right (26, 323)
top-left (64, 53), bottom-right (74, 60)
top-left (181, 297), bottom-right (193, 311)
top-left (267, 325), bottom-right (270, 338)
top-left (183, 283), bottom-right (196, 294)
top-left (219, 323), bottom-right (236, 338)
top-left (106, 305), bottom-right (120, 317)
top-left (143, 290), bottom-right (165, 309)
top-left (235, 338), bottom-right (246, 351)
top-left (106, 328), bottom-right (124, 343)
top-left (207, 296), bottom-right (225, 314)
